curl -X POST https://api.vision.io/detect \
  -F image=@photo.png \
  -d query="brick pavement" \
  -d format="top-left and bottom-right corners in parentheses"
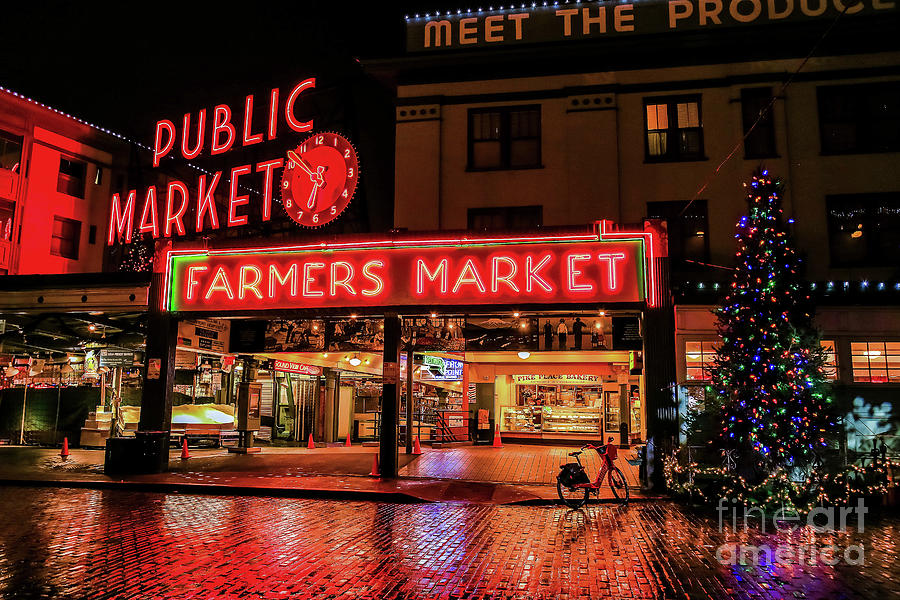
top-left (0, 486), bottom-right (896, 599)
top-left (400, 443), bottom-right (641, 487)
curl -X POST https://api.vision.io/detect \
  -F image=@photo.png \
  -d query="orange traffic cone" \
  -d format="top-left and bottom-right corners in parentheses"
top-left (180, 438), bottom-right (191, 460)
top-left (59, 437), bottom-right (70, 460)
top-left (412, 435), bottom-right (422, 455)
top-left (492, 424), bottom-right (503, 448)
top-left (369, 453), bottom-right (380, 477)
top-left (307, 433), bottom-right (316, 449)
top-left (345, 432), bottom-right (352, 447)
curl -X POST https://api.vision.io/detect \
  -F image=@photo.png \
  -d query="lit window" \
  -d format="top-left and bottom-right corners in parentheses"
top-left (850, 341), bottom-right (900, 383)
top-left (468, 105), bottom-right (541, 170)
top-left (820, 340), bottom-right (838, 380)
top-left (50, 216), bottom-right (81, 260)
top-left (685, 340), bottom-right (718, 381)
top-left (57, 157), bottom-right (87, 198)
top-left (644, 95), bottom-right (704, 162)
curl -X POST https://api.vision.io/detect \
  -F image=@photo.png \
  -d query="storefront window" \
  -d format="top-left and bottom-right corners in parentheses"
top-left (851, 341), bottom-right (900, 383)
top-left (685, 341), bottom-right (718, 381)
top-left (820, 340), bottom-right (838, 380)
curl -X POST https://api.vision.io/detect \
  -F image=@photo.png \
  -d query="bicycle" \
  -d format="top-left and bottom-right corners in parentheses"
top-left (556, 438), bottom-right (630, 508)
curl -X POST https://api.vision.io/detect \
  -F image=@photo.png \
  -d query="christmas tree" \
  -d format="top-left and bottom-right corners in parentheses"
top-left (710, 170), bottom-right (835, 476)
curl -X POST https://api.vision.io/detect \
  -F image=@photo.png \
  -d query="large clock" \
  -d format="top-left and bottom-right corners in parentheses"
top-left (281, 132), bottom-right (359, 227)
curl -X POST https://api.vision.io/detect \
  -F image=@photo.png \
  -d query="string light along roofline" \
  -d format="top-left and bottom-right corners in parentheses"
top-left (0, 84), bottom-right (257, 195)
top-left (406, 0), bottom-right (648, 20)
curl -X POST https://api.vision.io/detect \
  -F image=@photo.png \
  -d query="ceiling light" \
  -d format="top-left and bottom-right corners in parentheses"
top-left (431, 312), bottom-right (437, 318)
top-left (851, 230), bottom-right (862, 239)
top-left (513, 312), bottom-right (520, 317)
top-left (517, 351), bottom-right (531, 360)
top-left (349, 357), bottom-right (362, 367)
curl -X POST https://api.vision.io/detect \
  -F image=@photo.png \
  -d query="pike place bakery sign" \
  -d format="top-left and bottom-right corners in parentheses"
top-left (406, 0), bottom-right (895, 51)
top-left (107, 78), bottom-right (360, 245)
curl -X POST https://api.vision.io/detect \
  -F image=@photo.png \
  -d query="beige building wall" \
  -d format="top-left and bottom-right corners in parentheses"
top-left (396, 52), bottom-right (900, 281)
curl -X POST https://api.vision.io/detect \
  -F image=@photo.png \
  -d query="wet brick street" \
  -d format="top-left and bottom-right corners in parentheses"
top-left (0, 487), bottom-right (897, 599)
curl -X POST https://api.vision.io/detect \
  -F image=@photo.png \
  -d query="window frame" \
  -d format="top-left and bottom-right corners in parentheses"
top-left (57, 156), bottom-right (87, 199)
top-left (741, 87), bottom-right (778, 159)
top-left (817, 81), bottom-right (900, 155)
top-left (0, 129), bottom-right (24, 173)
top-left (684, 340), bottom-right (719, 381)
top-left (50, 215), bottom-right (81, 260)
top-left (643, 94), bottom-right (706, 163)
top-left (850, 341), bottom-right (900, 384)
top-left (467, 105), bottom-right (542, 171)
top-left (825, 192), bottom-right (900, 268)
top-left (646, 200), bottom-right (710, 269)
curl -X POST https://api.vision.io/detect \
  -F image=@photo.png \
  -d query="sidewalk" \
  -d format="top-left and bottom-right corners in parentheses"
top-left (0, 445), bottom-right (657, 505)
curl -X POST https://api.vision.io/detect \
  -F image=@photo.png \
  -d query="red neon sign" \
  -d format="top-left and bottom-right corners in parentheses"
top-left (166, 231), bottom-right (654, 312)
top-left (108, 79), bottom-right (322, 246)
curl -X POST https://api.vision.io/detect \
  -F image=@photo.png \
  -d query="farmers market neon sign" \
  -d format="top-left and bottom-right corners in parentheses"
top-left (163, 223), bottom-right (660, 311)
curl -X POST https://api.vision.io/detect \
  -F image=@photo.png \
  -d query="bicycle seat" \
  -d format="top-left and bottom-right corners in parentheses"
top-left (568, 451), bottom-right (582, 457)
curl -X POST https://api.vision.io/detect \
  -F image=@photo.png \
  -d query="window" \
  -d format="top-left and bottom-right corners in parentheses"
top-left (0, 199), bottom-right (14, 241)
top-left (644, 95), bottom-right (704, 161)
top-left (820, 340), bottom-right (838, 380)
top-left (826, 193), bottom-right (900, 267)
top-left (685, 341), bottom-right (718, 381)
top-left (0, 131), bottom-right (23, 173)
top-left (468, 105), bottom-right (541, 170)
top-left (818, 82), bottom-right (900, 154)
top-left (647, 200), bottom-right (709, 268)
top-left (50, 216), bottom-right (80, 260)
top-left (850, 341), bottom-right (900, 383)
top-left (468, 206), bottom-right (542, 232)
top-left (57, 157), bottom-right (87, 198)
top-left (741, 87), bottom-right (777, 158)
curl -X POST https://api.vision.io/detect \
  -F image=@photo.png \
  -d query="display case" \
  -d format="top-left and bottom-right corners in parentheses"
top-left (541, 406), bottom-right (601, 435)
top-left (501, 406), bottom-right (542, 433)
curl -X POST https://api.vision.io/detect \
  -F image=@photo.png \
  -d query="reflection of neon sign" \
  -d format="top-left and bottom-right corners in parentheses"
top-left (165, 229), bottom-right (655, 312)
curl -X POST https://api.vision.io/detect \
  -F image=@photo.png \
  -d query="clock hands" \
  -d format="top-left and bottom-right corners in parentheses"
top-left (287, 149), bottom-right (328, 210)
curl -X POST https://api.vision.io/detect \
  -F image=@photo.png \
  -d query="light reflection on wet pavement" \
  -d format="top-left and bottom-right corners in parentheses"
top-left (0, 486), bottom-right (896, 599)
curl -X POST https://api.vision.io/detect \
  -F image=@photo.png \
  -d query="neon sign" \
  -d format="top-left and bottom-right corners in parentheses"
top-left (165, 229), bottom-right (656, 312)
top-left (271, 360), bottom-right (321, 375)
top-left (107, 78), bottom-right (361, 245)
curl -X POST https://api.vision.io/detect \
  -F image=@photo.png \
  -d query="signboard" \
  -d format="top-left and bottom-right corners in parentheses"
top-left (612, 316), bottom-right (643, 350)
top-left (107, 78), bottom-right (361, 245)
top-left (148, 358), bottom-right (161, 379)
top-left (178, 319), bottom-right (230, 353)
top-left (167, 231), bottom-right (652, 312)
top-left (405, 1), bottom-right (895, 52)
top-left (271, 360), bottom-right (321, 376)
top-left (512, 374), bottom-right (601, 385)
top-left (99, 348), bottom-right (134, 368)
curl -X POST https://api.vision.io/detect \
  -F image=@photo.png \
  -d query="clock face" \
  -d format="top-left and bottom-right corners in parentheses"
top-left (281, 132), bottom-right (359, 227)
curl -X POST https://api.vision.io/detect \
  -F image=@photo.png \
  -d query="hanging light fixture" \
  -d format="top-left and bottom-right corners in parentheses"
top-left (349, 354), bottom-right (362, 367)
top-left (517, 351), bottom-right (531, 360)
top-left (4, 365), bottom-right (18, 378)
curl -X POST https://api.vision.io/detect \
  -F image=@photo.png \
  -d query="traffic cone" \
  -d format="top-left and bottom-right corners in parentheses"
top-left (369, 453), bottom-right (380, 477)
top-left (345, 432), bottom-right (352, 447)
top-left (59, 437), bottom-right (70, 460)
top-left (180, 438), bottom-right (191, 460)
top-left (412, 435), bottom-right (422, 455)
top-left (492, 424), bottom-right (503, 448)
top-left (307, 433), bottom-right (316, 449)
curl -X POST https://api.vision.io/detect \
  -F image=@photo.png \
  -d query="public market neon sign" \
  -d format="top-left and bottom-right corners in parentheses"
top-left (164, 225), bottom-right (659, 312)
top-left (107, 79), bottom-right (318, 245)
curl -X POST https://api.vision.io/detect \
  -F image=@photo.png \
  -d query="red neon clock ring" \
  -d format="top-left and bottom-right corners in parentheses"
top-left (281, 132), bottom-right (359, 227)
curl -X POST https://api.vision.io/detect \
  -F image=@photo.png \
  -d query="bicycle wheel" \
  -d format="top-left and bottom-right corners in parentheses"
top-left (557, 479), bottom-right (589, 509)
top-left (609, 467), bottom-right (629, 503)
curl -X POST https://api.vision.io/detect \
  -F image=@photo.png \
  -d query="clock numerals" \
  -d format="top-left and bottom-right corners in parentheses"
top-left (330, 206), bottom-right (337, 215)
top-left (344, 148), bottom-right (350, 159)
top-left (342, 189), bottom-right (348, 199)
top-left (285, 198), bottom-right (292, 208)
top-left (312, 213), bottom-right (319, 224)
top-left (282, 133), bottom-right (357, 228)
top-left (348, 167), bottom-right (354, 178)
top-left (316, 135), bottom-right (324, 145)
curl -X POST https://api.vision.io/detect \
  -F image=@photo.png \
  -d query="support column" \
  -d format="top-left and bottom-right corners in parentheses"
top-left (379, 313), bottom-right (401, 478)
top-left (405, 347), bottom-right (414, 454)
top-left (642, 256), bottom-right (678, 491)
top-left (139, 307), bottom-right (178, 433)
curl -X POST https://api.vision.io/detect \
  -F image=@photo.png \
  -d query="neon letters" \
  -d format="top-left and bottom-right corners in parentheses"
top-left (107, 80), bottom-right (315, 246)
